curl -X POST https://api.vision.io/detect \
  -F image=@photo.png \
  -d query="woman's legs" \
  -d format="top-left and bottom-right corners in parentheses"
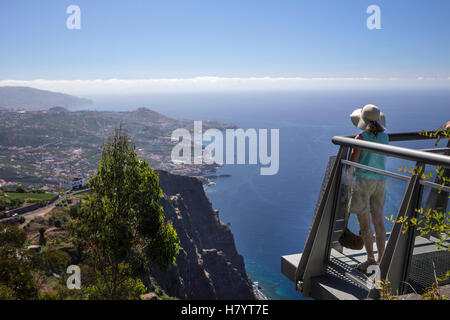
top-left (371, 180), bottom-right (387, 263)
top-left (371, 211), bottom-right (386, 263)
top-left (357, 212), bottom-right (376, 263)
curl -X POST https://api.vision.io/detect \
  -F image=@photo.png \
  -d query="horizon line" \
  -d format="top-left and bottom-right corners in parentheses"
top-left (1, 76), bottom-right (449, 97)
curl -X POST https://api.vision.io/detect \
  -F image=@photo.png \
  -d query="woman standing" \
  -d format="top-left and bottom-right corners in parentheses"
top-left (348, 104), bottom-right (388, 273)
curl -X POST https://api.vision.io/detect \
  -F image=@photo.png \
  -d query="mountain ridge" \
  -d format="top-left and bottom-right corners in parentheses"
top-left (0, 86), bottom-right (92, 111)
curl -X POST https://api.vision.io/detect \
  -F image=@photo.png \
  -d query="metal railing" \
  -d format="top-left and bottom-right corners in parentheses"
top-left (332, 136), bottom-right (450, 168)
top-left (293, 131), bottom-right (449, 299)
top-left (340, 159), bottom-right (411, 181)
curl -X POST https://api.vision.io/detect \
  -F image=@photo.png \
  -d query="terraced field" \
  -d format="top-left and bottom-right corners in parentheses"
top-left (4, 192), bottom-right (56, 201)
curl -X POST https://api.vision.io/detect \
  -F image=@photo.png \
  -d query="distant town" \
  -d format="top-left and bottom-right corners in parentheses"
top-left (0, 106), bottom-right (235, 192)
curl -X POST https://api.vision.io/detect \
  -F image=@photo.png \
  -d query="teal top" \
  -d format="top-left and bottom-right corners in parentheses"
top-left (355, 131), bottom-right (389, 180)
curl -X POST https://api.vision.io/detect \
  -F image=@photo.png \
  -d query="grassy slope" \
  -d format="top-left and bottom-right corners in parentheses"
top-left (5, 192), bottom-right (55, 201)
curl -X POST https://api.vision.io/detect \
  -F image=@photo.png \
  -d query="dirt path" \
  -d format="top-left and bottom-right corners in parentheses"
top-left (0, 202), bottom-right (57, 226)
top-left (1, 189), bottom-right (88, 227)
top-left (18, 204), bottom-right (57, 228)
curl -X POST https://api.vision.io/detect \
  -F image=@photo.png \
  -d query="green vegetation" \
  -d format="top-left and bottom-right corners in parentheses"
top-left (0, 127), bottom-right (182, 300)
top-left (70, 127), bottom-right (180, 299)
top-left (4, 192), bottom-right (55, 201)
top-left (383, 125), bottom-right (449, 300)
top-left (0, 188), bottom-right (55, 217)
top-left (0, 225), bottom-right (73, 300)
top-left (0, 225), bottom-right (39, 299)
top-left (0, 196), bottom-right (23, 214)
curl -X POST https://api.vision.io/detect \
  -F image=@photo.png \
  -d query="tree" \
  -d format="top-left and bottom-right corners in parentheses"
top-left (38, 227), bottom-right (46, 246)
top-left (0, 225), bottom-right (39, 299)
top-left (71, 126), bottom-right (180, 299)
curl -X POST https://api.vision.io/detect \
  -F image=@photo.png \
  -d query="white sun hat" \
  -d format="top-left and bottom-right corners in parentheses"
top-left (350, 104), bottom-right (386, 130)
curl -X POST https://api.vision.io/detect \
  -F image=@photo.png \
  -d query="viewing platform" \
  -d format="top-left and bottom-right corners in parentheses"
top-left (282, 131), bottom-right (450, 300)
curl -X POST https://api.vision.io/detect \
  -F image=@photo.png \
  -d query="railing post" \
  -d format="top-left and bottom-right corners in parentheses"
top-left (295, 146), bottom-right (347, 297)
top-left (368, 165), bottom-right (423, 299)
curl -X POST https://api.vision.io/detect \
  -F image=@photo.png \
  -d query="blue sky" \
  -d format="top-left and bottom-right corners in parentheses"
top-left (0, 0), bottom-right (449, 93)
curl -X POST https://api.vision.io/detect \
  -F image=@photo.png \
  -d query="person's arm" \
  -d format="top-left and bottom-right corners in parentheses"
top-left (445, 121), bottom-right (450, 131)
top-left (350, 134), bottom-right (363, 162)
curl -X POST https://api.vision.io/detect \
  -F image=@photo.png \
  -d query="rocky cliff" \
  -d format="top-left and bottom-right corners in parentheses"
top-left (149, 170), bottom-right (256, 300)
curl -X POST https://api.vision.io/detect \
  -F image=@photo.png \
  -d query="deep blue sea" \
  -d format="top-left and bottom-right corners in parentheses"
top-left (80, 89), bottom-right (450, 300)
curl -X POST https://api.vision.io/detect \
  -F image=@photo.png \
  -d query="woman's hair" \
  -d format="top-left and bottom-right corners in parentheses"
top-left (366, 120), bottom-right (385, 137)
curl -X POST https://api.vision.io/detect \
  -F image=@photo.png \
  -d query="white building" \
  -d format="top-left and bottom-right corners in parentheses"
top-left (61, 178), bottom-right (87, 191)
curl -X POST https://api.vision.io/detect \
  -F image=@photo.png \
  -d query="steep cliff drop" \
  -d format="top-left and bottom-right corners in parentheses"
top-left (149, 170), bottom-right (257, 300)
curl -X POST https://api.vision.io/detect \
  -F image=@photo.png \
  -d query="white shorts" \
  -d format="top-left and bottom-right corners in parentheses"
top-left (349, 179), bottom-right (386, 216)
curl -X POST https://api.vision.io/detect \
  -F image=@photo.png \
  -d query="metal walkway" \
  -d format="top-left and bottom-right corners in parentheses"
top-left (281, 131), bottom-right (450, 299)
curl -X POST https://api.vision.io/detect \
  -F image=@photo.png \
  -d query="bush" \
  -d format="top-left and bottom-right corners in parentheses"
top-left (39, 228), bottom-right (46, 246)
top-left (0, 285), bottom-right (15, 300)
top-left (40, 249), bottom-right (71, 276)
top-left (54, 220), bottom-right (61, 228)
top-left (15, 186), bottom-right (26, 193)
top-left (69, 206), bottom-right (79, 218)
top-left (0, 197), bottom-right (24, 211)
top-left (0, 226), bottom-right (39, 299)
top-left (0, 225), bottom-right (27, 247)
top-left (38, 200), bottom-right (47, 207)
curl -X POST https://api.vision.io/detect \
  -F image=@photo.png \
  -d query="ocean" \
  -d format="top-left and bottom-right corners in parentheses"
top-left (81, 89), bottom-right (450, 299)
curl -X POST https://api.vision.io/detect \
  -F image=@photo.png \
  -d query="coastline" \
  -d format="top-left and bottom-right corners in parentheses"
top-left (202, 166), bottom-right (273, 300)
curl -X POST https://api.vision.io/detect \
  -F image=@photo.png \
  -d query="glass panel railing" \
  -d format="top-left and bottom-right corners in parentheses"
top-left (404, 178), bottom-right (450, 294)
top-left (328, 161), bottom-right (410, 284)
top-left (346, 174), bottom-right (409, 237)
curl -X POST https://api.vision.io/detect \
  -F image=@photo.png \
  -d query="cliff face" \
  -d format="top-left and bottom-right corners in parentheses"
top-left (150, 170), bottom-right (256, 300)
